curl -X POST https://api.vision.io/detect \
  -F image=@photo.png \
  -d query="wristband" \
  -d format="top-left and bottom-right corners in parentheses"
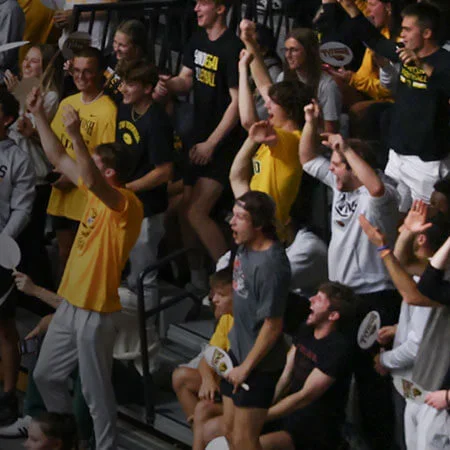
top-left (377, 245), bottom-right (390, 252)
top-left (379, 249), bottom-right (392, 259)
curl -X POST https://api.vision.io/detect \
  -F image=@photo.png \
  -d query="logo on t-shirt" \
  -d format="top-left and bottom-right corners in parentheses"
top-left (232, 257), bottom-right (248, 298)
top-left (76, 207), bottom-right (98, 251)
top-left (399, 64), bottom-right (428, 90)
top-left (194, 49), bottom-right (219, 88)
top-left (252, 159), bottom-right (261, 175)
top-left (118, 121), bottom-right (140, 145)
top-left (335, 193), bottom-right (358, 220)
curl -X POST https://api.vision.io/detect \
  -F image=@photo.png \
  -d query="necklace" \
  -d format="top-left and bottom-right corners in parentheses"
top-left (131, 103), bottom-right (150, 122)
top-left (81, 90), bottom-right (103, 105)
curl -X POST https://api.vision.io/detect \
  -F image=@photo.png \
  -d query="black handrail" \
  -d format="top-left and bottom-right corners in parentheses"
top-left (136, 247), bottom-right (200, 424)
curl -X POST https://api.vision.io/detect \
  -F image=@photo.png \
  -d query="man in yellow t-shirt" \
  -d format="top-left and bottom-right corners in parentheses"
top-left (172, 269), bottom-right (233, 432)
top-left (27, 87), bottom-right (142, 450)
top-left (48, 47), bottom-right (117, 275)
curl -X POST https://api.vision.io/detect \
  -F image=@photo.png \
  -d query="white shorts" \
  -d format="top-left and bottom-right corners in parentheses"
top-left (404, 401), bottom-right (450, 450)
top-left (385, 150), bottom-right (450, 212)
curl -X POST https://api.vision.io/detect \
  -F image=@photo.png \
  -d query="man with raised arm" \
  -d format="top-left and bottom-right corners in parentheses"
top-left (27, 86), bottom-right (143, 450)
top-left (337, 0), bottom-right (450, 211)
top-left (299, 100), bottom-right (400, 449)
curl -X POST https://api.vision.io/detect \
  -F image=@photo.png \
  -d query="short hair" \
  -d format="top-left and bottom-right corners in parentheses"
top-left (116, 19), bottom-right (147, 55)
top-left (268, 80), bottom-right (313, 128)
top-left (318, 281), bottom-right (359, 325)
top-left (0, 88), bottom-right (19, 125)
top-left (94, 143), bottom-right (134, 185)
top-left (34, 413), bottom-right (78, 450)
top-left (401, 3), bottom-right (441, 40)
top-left (341, 139), bottom-right (378, 170)
top-left (236, 191), bottom-right (278, 240)
top-left (433, 176), bottom-right (450, 207)
top-left (213, 0), bottom-right (232, 10)
top-left (74, 46), bottom-right (106, 72)
top-left (210, 268), bottom-right (232, 288)
top-left (116, 58), bottom-right (159, 87)
top-left (423, 215), bottom-right (449, 253)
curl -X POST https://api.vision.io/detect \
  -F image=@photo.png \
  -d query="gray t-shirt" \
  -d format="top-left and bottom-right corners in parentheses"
top-left (303, 156), bottom-right (399, 294)
top-left (229, 241), bottom-right (291, 371)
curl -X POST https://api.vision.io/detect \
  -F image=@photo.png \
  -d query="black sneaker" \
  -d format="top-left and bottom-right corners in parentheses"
top-left (0, 392), bottom-right (19, 426)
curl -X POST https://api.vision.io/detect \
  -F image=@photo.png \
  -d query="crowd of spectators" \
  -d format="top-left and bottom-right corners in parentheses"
top-left (0, 0), bottom-right (449, 449)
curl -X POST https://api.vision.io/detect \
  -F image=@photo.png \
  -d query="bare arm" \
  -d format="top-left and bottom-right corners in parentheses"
top-left (162, 66), bottom-right (194, 96)
top-left (429, 236), bottom-right (450, 271)
top-left (125, 163), bottom-right (173, 193)
top-left (238, 50), bottom-right (258, 130)
top-left (267, 368), bottom-right (335, 421)
top-left (198, 358), bottom-right (220, 401)
top-left (240, 20), bottom-right (273, 101)
top-left (272, 345), bottom-right (296, 404)
top-left (13, 272), bottom-right (63, 309)
top-left (229, 137), bottom-right (258, 198)
top-left (28, 88), bottom-right (80, 185)
top-left (299, 101), bottom-right (321, 165)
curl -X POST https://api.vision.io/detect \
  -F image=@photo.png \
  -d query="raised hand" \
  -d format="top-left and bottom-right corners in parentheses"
top-left (304, 99), bottom-right (320, 124)
top-left (321, 133), bottom-right (348, 153)
top-left (17, 115), bottom-right (35, 138)
top-left (62, 104), bottom-right (81, 140)
top-left (403, 200), bottom-right (432, 234)
top-left (249, 120), bottom-right (277, 145)
top-left (239, 49), bottom-right (254, 71)
top-left (26, 87), bottom-right (45, 116)
top-left (4, 70), bottom-right (19, 92)
top-left (359, 214), bottom-right (387, 248)
top-left (239, 19), bottom-right (257, 44)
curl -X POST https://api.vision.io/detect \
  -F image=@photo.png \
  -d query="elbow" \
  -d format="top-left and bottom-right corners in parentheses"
top-left (369, 184), bottom-right (385, 198)
top-left (241, 117), bottom-right (255, 131)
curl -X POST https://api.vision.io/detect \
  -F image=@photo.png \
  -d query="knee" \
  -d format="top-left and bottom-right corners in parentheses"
top-left (186, 204), bottom-right (204, 228)
top-left (172, 367), bottom-right (192, 392)
top-left (193, 400), bottom-right (216, 424)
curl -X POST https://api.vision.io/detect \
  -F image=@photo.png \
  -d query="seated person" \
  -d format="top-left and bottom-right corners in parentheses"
top-left (258, 282), bottom-right (357, 450)
top-left (172, 268), bottom-right (233, 428)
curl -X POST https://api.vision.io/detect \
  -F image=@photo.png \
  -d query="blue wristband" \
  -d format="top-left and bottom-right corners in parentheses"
top-left (377, 245), bottom-right (390, 252)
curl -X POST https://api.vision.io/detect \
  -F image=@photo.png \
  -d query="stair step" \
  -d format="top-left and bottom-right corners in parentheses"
top-left (166, 320), bottom-right (215, 352)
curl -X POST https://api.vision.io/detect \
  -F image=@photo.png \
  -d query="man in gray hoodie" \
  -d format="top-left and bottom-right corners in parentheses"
top-left (0, 89), bottom-right (35, 424)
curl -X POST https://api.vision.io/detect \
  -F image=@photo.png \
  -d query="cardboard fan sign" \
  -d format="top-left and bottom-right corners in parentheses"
top-left (393, 377), bottom-right (429, 404)
top-left (320, 41), bottom-right (353, 67)
top-left (204, 345), bottom-right (250, 391)
top-left (60, 31), bottom-right (92, 60)
top-left (0, 41), bottom-right (29, 54)
top-left (357, 310), bottom-right (381, 349)
top-left (0, 234), bottom-right (21, 307)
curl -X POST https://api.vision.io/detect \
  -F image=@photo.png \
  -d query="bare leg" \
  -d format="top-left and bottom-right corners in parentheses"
top-left (192, 400), bottom-right (223, 450)
top-left (0, 319), bottom-right (19, 392)
top-left (260, 431), bottom-right (295, 450)
top-left (172, 367), bottom-right (202, 421)
top-left (187, 177), bottom-right (228, 263)
top-left (230, 406), bottom-right (268, 450)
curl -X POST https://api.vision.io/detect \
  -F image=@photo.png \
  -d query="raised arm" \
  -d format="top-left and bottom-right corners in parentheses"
top-left (240, 20), bottom-right (273, 102)
top-left (324, 134), bottom-right (384, 197)
top-left (229, 137), bottom-right (258, 198)
top-left (27, 87), bottom-right (80, 186)
top-left (299, 100), bottom-right (321, 165)
top-left (238, 49), bottom-right (258, 130)
top-left (62, 105), bottom-right (125, 212)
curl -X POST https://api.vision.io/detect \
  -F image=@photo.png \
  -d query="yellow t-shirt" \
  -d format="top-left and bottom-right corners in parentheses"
top-left (209, 314), bottom-right (234, 352)
top-left (58, 181), bottom-right (144, 312)
top-left (250, 128), bottom-right (302, 240)
top-left (47, 93), bottom-right (117, 221)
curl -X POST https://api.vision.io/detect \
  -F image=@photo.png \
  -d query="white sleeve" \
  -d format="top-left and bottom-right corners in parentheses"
top-left (302, 155), bottom-right (335, 188)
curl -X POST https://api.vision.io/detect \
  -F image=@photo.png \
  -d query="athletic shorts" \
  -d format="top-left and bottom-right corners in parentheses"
top-left (220, 351), bottom-right (281, 409)
top-left (0, 267), bottom-right (17, 320)
top-left (51, 215), bottom-right (79, 232)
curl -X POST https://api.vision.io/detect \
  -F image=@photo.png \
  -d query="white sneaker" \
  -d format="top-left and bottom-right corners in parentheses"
top-left (0, 415), bottom-right (31, 438)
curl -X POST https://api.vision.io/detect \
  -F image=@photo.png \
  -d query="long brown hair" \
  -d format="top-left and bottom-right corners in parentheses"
top-left (33, 44), bottom-right (63, 97)
top-left (283, 28), bottom-right (322, 98)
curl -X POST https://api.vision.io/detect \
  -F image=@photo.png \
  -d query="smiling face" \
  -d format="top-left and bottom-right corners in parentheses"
top-left (367, 0), bottom-right (390, 29)
top-left (113, 31), bottom-right (139, 61)
top-left (283, 37), bottom-right (306, 71)
top-left (119, 79), bottom-right (152, 105)
top-left (72, 56), bottom-right (102, 93)
top-left (229, 203), bottom-right (257, 246)
top-left (194, 0), bottom-right (224, 29)
top-left (22, 47), bottom-right (43, 79)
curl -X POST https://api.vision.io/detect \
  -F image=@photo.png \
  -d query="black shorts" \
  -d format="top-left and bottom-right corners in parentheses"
top-left (0, 267), bottom-right (16, 320)
top-left (220, 351), bottom-right (281, 409)
top-left (51, 215), bottom-right (79, 232)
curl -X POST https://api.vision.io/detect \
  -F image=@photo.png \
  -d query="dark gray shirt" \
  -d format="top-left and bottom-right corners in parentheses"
top-left (229, 241), bottom-right (291, 372)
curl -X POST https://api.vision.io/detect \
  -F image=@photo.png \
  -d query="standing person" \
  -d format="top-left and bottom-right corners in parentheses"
top-left (114, 58), bottom-right (173, 365)
top-left (299, 101), bottom-right (401, 449)
top-left (0, 90), bottom-right (35, 425)
top-left (220, 191), bottom-right (291, 450)
top-left (0, 0), bottom-right (25, 78)
top-left (154, 0), bottom-right (244, 290)
top-left (47, 47), bottom-right (117, 276)
top-left (337, 0), bottom-right (450, 211)
top-left (27, 86), bottom-right (143, 450)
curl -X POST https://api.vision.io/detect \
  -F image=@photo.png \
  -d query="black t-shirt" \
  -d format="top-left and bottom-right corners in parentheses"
top-left (182, 28), bottom-right (244, 144)
top-left (116, 102), bottom-right (174, 217)
top-left (290, 324), bottom-right (353, 423)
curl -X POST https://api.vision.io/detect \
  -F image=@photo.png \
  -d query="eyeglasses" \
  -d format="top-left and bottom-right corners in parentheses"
top-left (283, 47), bottom-right (302, 54)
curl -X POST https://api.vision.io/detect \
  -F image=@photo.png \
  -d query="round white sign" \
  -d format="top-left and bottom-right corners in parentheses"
top-left (357, 310), bottom-right (381, 349)
top-left (320, 41), bottom-right (353, 67)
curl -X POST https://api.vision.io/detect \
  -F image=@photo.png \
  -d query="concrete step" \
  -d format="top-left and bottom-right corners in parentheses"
top-left (166, 320), bottom-right (215, 353)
